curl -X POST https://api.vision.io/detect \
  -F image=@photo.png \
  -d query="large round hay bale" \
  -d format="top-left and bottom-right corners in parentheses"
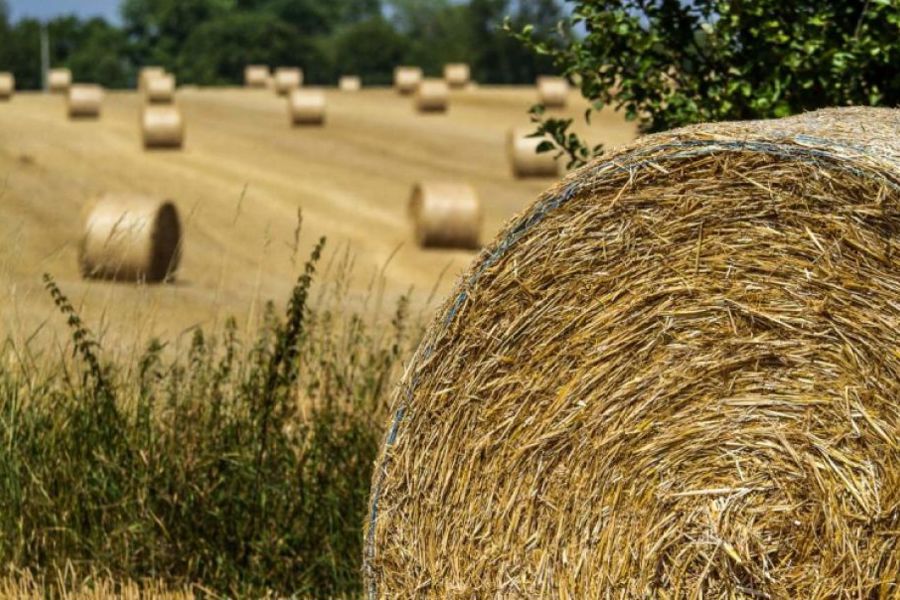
top-left (138, 66), bottom-right (166, 91)
top-left (536, 75), bottom-right (569, 108)
top-left (366, 107), bottom-right (900, 598)
top-left (414, 79), bottom-right (449, 113)
top-left (141, 105), bottom-right (185, 149)
top-left (274, 67), bottom-right (303, 96)
top-left (47, 68), bottom-right (72, 94)
top-left (288, 89), bottom-right (326, 126)
top-left (394, 66), bottom-right (422, 95)
top-left (79, 194), bottom-right (182, 283)
top-left (407, 182), bottom-right (481, 249)
top-left (507, 127), bottom-right (560, 178)
top-left (67, 84), bottom-right (103, 119)
top-left (0, 72), bottom-right (14, 100)
top-left (443, 63), bottom-right (470, 89)
top-left (339, 75), bottom-right (361, 92)
top-left (145, 73), bottom-right (175, 104)
top-left (244, 65), bottom-right (270, 88)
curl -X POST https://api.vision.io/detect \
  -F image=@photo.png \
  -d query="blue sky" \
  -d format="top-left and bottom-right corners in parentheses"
top-left (7, 0), bottom-right (121, 23)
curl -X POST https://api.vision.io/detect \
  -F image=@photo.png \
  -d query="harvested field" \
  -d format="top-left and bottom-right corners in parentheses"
top-left (0, 86), bottom-right (635, 349)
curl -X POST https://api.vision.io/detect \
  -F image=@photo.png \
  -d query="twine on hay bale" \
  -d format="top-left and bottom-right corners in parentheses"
top-left (443, 63), bottom-right (471, 89)
top-left (79, 194), bottom-right (182, 283)
top-left (366, 107), bottom-right (900, 599)
top-left (67, 84), bottom-right (103, 119)
top-left (394, 66), bottom-right (422, 95)
top-left (47, 68), bottom-right (72, 94)
top-left (0, 72), bottom-right (14, 100)
top-left (245, 65), bottom-right (270, 88)
top-left (145, 73), bottom-right (176, 104)
top-left (141, 105), bottom-right (185, 149)
top-left (274, 67), bottom-right (303, 96)
top-left (414, 79), bottom-right (449, 113)
top-left (339, 75), bottom-right (361, 92)
top-left (536, 75), bottom-right (569, 108)
top-left (407, 182), bottom-right (481, 249)
top-left (138, 66), bottom-right (166, 91)
top-left (288, 89), bottom-right (326, 125)
top-left (507, 126), bottom-right (560, 178)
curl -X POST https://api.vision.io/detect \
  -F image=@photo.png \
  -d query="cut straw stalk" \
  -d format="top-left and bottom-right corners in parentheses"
top-left (366, 107), bottom-right (900, 599)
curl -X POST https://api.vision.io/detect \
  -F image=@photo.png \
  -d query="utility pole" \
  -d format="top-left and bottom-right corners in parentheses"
top-left (40, 23), bottom-right (49, 92)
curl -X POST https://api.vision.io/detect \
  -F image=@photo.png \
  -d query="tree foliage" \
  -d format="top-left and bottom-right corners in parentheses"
top-left (516, 0), bottom-right (900, 168)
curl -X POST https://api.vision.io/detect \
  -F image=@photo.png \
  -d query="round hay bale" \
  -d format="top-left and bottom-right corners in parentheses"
top-left (366, 107), bottom-right (900, 598)
top-left (141, 105), bottom-right (185, 149)
top-left (443, 63), bottom-right (470, 89)
top-left (67, 84), bottom-right (103, 119)
top-left (339, 75), bottom-right (361, 92)
top-left (414, 79), bottom-right (449, 113)
top-left (79, 194), bottom-right (182, 283)
top-left (407, 182), bottom-right (481, 249)
top-left (0, 72), bottom-right (14, 100)
top-left (274, 67), bottom-right (303, 96)
top-left (536, 75), bottom-right (569, 108)
top-left (145, 73), bottom-right (176, 104)
top-left (138, 66), bottom-right (166, 91)
top-left (394, 66), bottom-right (422, 95)
top-left (47, 68), bottom-right (72, 94)
top-left (244, 65), bottom-right (270, 88)
top-left (288, 89), bottom-right (326, 126)
top-left (507, 127), bottom-right (560, 178)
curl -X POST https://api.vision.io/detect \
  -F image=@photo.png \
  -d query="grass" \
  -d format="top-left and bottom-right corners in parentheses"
top-left (0, 236), bottom-right (419, 597)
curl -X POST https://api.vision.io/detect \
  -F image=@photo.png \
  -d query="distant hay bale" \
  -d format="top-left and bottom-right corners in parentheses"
top-left (244, 65), bottom-right (270, 88)
top-left (443, 63), bottom-right (470, 89)
top-left (288, 89), bottom-right (326, 126)
top-left (274, 67), bottom-right (303, 96)
top-left (145, 74), bottom-right (176, 104)
top-left (67, 84), bottom-right (104, 119)
top-left (141, 105), bottom-right (185, 149)
top-left (79, 194), bottom-right (182, 283)
top-left (366, 107), bottom-right (900, 599)
top-left (536, 75), bottom-right (569, 108)
top-left (394, 66), bottom-right (422, 95)
top-left (138, 66), bottom-right (166, 91)
top-left (47, 68), bottom-right (72, 94)
top-left (0, 72), bottom-right (14, 100)
top-left (339, 75), bottom-right (361, 92)
top-left (507, 127), bottom-right (560, 178)
top-left (414, 79), bottom-right (449, 113)
top-left (407, 182), bottom-right (481, 249)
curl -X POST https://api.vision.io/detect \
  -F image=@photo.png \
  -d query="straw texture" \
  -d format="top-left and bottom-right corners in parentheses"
top-left (339, 75), bottom-right (362, 92)
top-left (141, 105), bottom-right (185, 149)
top-left (274, 67), bottom-right (303, 96)
top-left (394, 66), bottom-right (423, 95)
top-left (366, 107), bottom-right (900, 599)
top-left (0, 72), bottom-right (14, 100)
top-left (288, 89), bottom-right (326, 125)
top-left (415, 79), bottom-right (449, 113)
top-left (245, 65), bottom-right (270, 88)
top-left (507, 127), bottom-right (560, 178)
top-left (138, 66), bottom-right (166, 91)
top-left (145, 74), bottom-right (175, 104)
top-left (444, 63), bottom-right (471, 89)
top-left (67, 84), bottom-right (103, 118)
top-left (537, 75), bottom-right (569, 108)
top-left (48, 69), bottom-right (72, 94)
top-left (79, 194), bottom-right (182, 283)
top-left (408, 182), bottom-right (481, 249)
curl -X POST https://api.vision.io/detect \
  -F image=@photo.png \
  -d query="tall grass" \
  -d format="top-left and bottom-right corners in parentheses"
top-left (0, 238), bottom-right (417, 597)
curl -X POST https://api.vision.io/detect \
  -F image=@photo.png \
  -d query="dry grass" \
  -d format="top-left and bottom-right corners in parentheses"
top-left (366, 107), bottom-right (900, 598)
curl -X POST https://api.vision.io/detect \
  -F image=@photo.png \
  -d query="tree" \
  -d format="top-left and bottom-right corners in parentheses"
top-left (332, 17), bottom-right (410, 84)
top-left (515, 0), bottom-right (900, 167)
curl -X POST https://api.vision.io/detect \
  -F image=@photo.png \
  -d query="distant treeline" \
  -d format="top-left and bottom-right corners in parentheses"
top-left (0, 0), bottom-right (565, 90)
